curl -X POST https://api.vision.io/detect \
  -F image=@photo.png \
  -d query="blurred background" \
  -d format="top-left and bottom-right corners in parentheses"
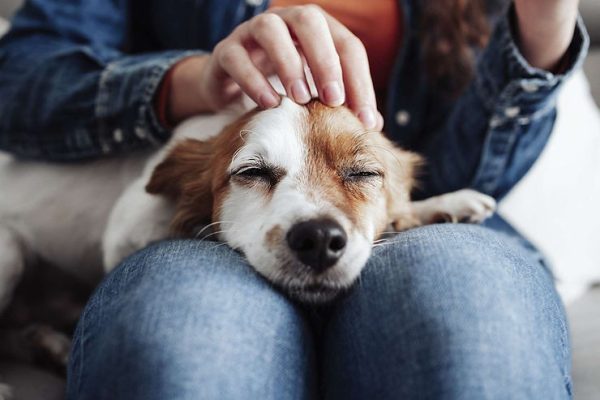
top-left (1, 0), bottom-right (599, 399)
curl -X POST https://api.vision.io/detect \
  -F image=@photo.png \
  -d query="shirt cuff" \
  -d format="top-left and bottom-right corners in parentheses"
top-left (475, 5), bottom-right (589, 129)
top-left (95, 50), bottom-right (205, 153)
top-left (153, 62), bottom-right (179, 131)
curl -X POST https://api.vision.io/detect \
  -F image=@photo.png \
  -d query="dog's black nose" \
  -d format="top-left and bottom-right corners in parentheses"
top-left (286, 218), bottom-right (347, 272)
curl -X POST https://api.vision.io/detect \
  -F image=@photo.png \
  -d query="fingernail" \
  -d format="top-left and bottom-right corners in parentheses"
top-left (290, 80), bottom-right (311, 104)
top-left (322, 82), bottom-right (344, 106)
top-left (259, 92), bottom-right (280, 109)
top-left (358, 107), bottom-right (377, 129)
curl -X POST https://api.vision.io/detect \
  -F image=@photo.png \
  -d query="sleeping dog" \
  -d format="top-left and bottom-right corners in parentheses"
top-left (0, 98), bottom-right (495, 369)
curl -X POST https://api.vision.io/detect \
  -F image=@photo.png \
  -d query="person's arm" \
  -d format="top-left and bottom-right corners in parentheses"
top-left (0, 0), bottom-right (203, 161)
top-left (418, 3), bottom-right (588, 200)
top-left (515, 0), bottom-right (580, 71)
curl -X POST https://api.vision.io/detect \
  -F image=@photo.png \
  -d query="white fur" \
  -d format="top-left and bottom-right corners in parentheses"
top-left (412, 189), bottom-right (496, 224)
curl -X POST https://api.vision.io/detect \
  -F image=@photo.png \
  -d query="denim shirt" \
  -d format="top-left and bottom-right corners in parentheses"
top-left (0, 0), bottom-right (589, 200)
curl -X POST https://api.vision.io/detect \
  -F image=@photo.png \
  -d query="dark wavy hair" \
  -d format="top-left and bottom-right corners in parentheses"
top-left (420, 0), bottom-right (493, 96)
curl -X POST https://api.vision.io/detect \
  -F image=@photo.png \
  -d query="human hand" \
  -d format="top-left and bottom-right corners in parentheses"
top-left (167, 5), bottom-right (383, 130)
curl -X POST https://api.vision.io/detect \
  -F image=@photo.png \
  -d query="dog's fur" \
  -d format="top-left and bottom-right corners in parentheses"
top-left (0, 98), bottom-right (495, 376)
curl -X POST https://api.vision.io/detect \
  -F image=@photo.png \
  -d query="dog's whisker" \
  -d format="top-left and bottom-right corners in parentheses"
top-left (193, 220), bottom-right (235, 239)
top-left (372, 238), bottom-right (389, 244)
top-left (371, 240), bottom-right (401, 249)
top-left (197, 228), bottom-right (243, 242)
top-left (201, 242), bottom-right (231, 252)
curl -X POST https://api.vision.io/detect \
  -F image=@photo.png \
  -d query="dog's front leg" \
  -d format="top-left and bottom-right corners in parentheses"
top-left (412, 188), bottom-right (496, 224)
top-left (0, 227), bottom-right (27, 314)
top-left (392, 189), bottom-right (496, 231)
top-left (102, 178), bottom-right (175, 272)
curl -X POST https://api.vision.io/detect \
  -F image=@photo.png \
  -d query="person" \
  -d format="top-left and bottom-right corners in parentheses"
top-left (0, 0), bottom-right (589, 398)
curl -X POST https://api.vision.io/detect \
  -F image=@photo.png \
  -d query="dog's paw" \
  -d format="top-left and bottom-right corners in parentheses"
top-left (435, 189), bottom-right (496, 223)
top-left (0, 383), bottom-right (13, 400)
top-left (24, 324), bottom-right (71, 367)
top-left (413, 189), bottom-right (496, 225)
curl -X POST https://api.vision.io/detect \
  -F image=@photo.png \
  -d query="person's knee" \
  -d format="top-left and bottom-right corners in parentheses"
top-left (357, 224), bottom-right (566, 349)
top-left (362, 223), bottom-right (556, 311)
top-left (89, 239), bottom-right (303, 345)
top-left (69, 240), bottom-right (315, 400)
top-left (323, 224), bottom-right (570, 399)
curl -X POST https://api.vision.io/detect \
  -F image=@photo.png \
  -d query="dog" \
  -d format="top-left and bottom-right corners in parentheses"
top-left (0, 97), bottom-right (495, 373)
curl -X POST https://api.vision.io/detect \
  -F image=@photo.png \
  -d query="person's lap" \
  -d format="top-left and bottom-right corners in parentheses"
top-left (66, 222), bottom-right (571, 400)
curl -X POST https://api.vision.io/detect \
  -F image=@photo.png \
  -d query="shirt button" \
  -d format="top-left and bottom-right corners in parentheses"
top-left (395, 110), bottom-right (411, 126)
top-left (521, 81), bottom-right (539, 93)
top-left (101, 142), bottom-right (111, 154)
top-left (135, 126), bottom-right (147, 139)
top-left (504, 106), bottom-right (520, 118)
top-left (113, 128), bottom-right (124, 143)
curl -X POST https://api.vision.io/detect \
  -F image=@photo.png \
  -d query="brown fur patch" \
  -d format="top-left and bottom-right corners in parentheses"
top-left (265, 224), bottom-right (284, 251)
top-left (146, 110), bottom-right (259, 236)
top-left (301, 101), bottom-right (422, 237)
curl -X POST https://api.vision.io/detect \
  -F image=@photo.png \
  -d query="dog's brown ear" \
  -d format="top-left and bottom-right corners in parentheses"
top-left (373, 135), bottom-right (424, 231)
top-left (146, 139), bottom-right (212, 197)
top-left (146, 138), bottom-right (215, 235)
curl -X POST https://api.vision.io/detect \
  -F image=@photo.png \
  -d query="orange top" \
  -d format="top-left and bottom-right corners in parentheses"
top-left (270, 0), bottom-right (402, 92)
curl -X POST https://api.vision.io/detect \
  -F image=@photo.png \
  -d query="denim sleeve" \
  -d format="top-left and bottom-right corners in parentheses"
top-left (0, 0), bottom-right (204, 161)
top-left (419, 6), bottom-right (589, 200)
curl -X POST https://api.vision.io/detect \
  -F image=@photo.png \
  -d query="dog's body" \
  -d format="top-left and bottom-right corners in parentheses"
top-left (0, 98), bottom-right (495, 376)
top-left (0, 111), bottom-right (236, 299)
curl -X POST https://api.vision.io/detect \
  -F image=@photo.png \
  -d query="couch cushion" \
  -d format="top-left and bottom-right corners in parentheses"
top-left (584, 50), bottom-right (600, 104)
top-left (582, 0), bottom-right (600, 44)
top-left (567, 286), bottom-right (600, 400)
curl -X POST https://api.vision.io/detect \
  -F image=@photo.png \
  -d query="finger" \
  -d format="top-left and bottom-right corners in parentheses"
top-left (248, 13), bottom-right (311, 104)
top-left (212, 38), bottom-right (281, 109)
top-left (248, 47), bottom-right (276, 76)
top-left (324, 14), bottom-right (379, 129)
top-left (272, 6), bottom-right (345, 107)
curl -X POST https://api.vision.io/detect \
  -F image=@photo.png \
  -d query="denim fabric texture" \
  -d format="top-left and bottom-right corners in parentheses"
top-left (67, 223), bottom-right (571, 399)
top-left (0, 0), bottom-right (589, 200)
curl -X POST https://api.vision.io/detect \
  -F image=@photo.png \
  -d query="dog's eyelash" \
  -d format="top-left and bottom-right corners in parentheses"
top-left (344, 170), bottom-right (383, 181)
top-left (231, 164), bottom-right (285, 186)
top-left (234, 167), bottom-right (270, 177)
top-left (348, 171), bottom-right (381, 177)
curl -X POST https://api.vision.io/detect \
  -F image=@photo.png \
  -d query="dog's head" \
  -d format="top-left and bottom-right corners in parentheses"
top-left (147, 98), bottom-right (421, 302)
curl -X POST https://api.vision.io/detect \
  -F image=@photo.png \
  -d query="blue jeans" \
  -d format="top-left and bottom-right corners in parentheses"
top-left (66, 223), bottom-right (571, 399)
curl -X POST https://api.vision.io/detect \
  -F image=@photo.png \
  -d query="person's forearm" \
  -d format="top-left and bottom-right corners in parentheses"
top-left (514, 0), bottom-right (580, 71)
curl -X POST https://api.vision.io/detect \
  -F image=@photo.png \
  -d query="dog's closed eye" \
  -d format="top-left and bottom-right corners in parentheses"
top-left (343, 169), bottom-right (383, 181)
top-left (231, 163), bottom-right (285, 187)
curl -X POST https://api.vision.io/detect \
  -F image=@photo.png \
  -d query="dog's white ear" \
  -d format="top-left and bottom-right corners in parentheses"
top-left (374, 135), bottom-right (423, 231)
top-left (146, 138), bottom-right (215, 236)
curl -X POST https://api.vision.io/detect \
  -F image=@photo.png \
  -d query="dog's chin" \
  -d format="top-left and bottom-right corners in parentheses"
top-left (244, 246), bottom-right (369, 304)
top-left (285, 283), bottom-right (345, 304)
